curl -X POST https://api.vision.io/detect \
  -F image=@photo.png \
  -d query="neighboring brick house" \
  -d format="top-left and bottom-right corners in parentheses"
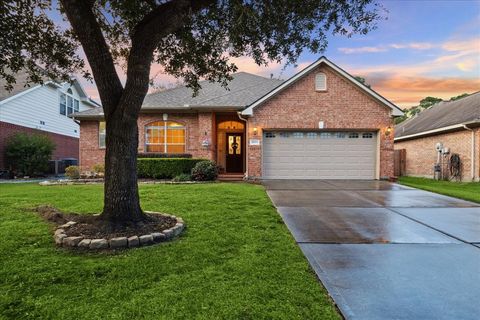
top-left (0, 70), bottom-right (100, 171)
top-left (73, 57), bottom-right (403, 180)
top-left (395, 92), bottom-right (480, 181)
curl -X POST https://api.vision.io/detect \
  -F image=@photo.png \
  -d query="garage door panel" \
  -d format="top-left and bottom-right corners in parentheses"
top-left (263, 131), bottom-right (376, 180)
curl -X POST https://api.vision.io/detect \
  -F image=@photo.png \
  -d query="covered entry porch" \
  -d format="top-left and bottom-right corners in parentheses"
top-left (215, 113), bottom-right (246, 177)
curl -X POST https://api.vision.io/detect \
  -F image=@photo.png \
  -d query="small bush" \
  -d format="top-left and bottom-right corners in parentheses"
top-left (5, 133), bottom-right (55, 176)
top-left (137, 153), bottom-right (192, 159)
top-left (191, 160), bottom-right (218, 181)
top-left (172, 173), bottom-right (192, 182)
top-left (65, 166), bottom-right (80, 179)
top-left (137, 158), bottom-right (206, 179)
top-left (92, 163), bottom-right (105, 174)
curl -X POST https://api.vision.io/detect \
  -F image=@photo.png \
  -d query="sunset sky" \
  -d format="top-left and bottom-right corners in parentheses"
top-left (77, 0), bottom-right (480, 109)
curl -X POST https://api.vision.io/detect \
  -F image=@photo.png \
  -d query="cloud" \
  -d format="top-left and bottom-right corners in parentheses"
top-left (339, 42), bottom-right (434, 54)
top-left (390, 42), bottom-right (433, 50)
top-left (338, 46), bottom-right (388, 54)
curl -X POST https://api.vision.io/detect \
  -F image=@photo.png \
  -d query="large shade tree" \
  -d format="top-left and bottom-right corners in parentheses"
top-left (1, 0), bottom-right (382, 226)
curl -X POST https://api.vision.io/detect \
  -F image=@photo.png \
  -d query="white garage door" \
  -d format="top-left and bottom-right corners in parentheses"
top-left (263, 131), bottom-right (377, 179)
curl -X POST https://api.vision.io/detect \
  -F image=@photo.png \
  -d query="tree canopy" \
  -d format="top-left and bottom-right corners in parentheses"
top-left (1, 0), bottom-right (384, 224)
top-left (1, 0), bottom-right (383, 92)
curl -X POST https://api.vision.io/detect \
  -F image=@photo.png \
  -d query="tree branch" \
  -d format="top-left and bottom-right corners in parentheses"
top-left (119, 0), bottom-right (215, 119)
top-left (60, 0), bottom-right (123, 115)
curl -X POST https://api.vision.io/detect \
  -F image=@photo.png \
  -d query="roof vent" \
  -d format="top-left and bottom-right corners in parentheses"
top-left (315, 73), bottom-right (327, 91)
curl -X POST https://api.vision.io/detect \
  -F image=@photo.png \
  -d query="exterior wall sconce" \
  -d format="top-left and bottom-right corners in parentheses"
top-left (162, 113), bottom-right (168, 121)
top-left (385, 126), bottom-right (392, 136)
top-left (253, 127), bottom-right (258, 135)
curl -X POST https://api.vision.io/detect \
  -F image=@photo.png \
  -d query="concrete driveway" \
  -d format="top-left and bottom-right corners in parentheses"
top-left (264, 180), bottom-right (480, 320)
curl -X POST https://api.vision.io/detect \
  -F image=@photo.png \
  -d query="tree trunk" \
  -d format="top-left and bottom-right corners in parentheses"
top-left (99, 107), bottom-right (145, 225)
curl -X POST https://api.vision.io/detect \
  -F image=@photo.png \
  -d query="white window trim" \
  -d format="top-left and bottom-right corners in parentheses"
top-left (145, 121), bottom-right (186, 153)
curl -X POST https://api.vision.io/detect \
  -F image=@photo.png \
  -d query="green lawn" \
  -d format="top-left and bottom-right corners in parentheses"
top-left (398, 176), bottom-right (480, 203)
top-left (0, 182), bottom-right (339, 320)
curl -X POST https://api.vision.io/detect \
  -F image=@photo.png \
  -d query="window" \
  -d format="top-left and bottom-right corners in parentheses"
top-left (265, 132), bottom-right (276, 138)
top-left (67, 96), bottom-right (74, 115)
top-left (218, 121), bottom-right (244, 130)
top-left (279, 132), bottom-right (291, 138)
top-left (348, 132), bottom-right (359, 139)
top-left (292, 132), bottom-right (304, 138)
top-left (362, 133), bottom-right (373, 139)
top-left (315, 73), bottom-right (327, 91)
top-left (320, 132), bottom-right (332, 139)
top-left (145, 121), bottom-right (185, 153)
top-left (99, 122), bottom-right (106, 148)
top-left (306, 132), bottom-right (317, 139)
top-left (60, 93), bottom-right (66, 115)
top-left (59, 89), bottom-right (79, 116)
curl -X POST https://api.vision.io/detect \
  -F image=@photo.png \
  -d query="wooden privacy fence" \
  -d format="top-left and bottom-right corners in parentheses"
top-left (394, 149), bottom-right (406, 177)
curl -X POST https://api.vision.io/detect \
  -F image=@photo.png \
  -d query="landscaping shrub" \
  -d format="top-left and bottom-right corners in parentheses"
top-left (5, 133), bottom-right (55, 176)
top-left (65, 166), bottom-right (80, 179)
top-left (191, 160), bottom-right (218, 181)
top-left (137, 153), bottom-right (192, 158)
top-left (137, 158), bottom-right (206, 179)
top-left (172, 173), bottom-right (192, 182)
top-left (92, 163), bottom-right (105, 175)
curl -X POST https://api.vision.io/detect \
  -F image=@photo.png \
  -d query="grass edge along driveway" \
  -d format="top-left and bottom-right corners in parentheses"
top-left (0, 182), bottom-right (340, 320)
top-left (398, 176), bottom-right (480, 204)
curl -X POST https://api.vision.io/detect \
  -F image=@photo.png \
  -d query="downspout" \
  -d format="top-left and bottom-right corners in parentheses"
top-left (237, 111), bottom-right (249, 179)
top-left (463, 124), bottom-right (475, 181)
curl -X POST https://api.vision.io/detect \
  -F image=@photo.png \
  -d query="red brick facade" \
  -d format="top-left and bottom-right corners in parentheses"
top-left (0, 121), bottom-right (79, 170)
top-left (79, 64), bottom-right (396, 179)
top-left (246, 64), bottom-right (394, 179)
top-left (394, 128), bottom-right (480, 181)
top-left (79, 113), bottom-right (216, 170)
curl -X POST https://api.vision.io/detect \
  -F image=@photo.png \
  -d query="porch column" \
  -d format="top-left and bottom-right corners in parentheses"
top-left (197, 112), bottom-right (215, 160)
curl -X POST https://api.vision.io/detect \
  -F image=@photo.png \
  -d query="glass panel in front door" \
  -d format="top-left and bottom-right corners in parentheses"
top-left (228, 135), bottom-right (241, 155)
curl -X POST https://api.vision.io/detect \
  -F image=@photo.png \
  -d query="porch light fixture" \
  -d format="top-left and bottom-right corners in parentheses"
top-left (385, 126), bottom-right (392, 136)
top-left (253, 127), bottom-right (258, 135)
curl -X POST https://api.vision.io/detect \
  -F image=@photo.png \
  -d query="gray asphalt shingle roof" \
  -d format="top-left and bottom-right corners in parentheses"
top-left (395, 92), bottom-right (480, 139)
top-left (72, 72), bottom-right (283, 118)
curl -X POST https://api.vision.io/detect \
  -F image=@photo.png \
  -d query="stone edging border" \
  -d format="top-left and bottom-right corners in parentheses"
top-left (54, 211), bottom-right (185, 250)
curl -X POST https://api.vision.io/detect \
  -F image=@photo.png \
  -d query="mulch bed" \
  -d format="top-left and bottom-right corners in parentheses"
top-left (37, 205), bottom-right (177, 239)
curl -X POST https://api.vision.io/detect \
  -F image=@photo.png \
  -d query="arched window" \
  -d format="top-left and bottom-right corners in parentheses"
top-left (145, 121), bottom-right (185, 153)
top-left (315, 73), bottom-right (327, 91)
top-left (218, 121), bottom-right (244, 130)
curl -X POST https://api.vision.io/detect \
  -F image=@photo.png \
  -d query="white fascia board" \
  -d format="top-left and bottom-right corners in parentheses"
top-left (241, 57), bottom-right (404, 117)
top-left (394, 123), bottom-right (468, 141)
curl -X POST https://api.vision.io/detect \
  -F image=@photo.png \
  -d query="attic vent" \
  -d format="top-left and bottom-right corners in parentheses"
top-left (315, 73), bottom-right (327, 91)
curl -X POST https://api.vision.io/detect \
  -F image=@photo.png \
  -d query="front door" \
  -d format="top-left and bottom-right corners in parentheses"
top-left (226, 133), bottom-right (243, 173)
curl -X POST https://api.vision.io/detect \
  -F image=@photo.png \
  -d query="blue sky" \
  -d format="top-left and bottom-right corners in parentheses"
top-left (78, 0), bottom-right (480, 108)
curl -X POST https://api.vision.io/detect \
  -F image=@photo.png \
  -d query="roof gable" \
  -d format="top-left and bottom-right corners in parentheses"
top-left (241, 56), bottom-right (404, 116)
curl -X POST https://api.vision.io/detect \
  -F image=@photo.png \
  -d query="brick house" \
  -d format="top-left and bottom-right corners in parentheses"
top-left (0, 70), bottom-right (99, 171)
top-left (73, 57), bottom-right (403, 180)
top-left (394, 92), bottom-right (480, 181)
